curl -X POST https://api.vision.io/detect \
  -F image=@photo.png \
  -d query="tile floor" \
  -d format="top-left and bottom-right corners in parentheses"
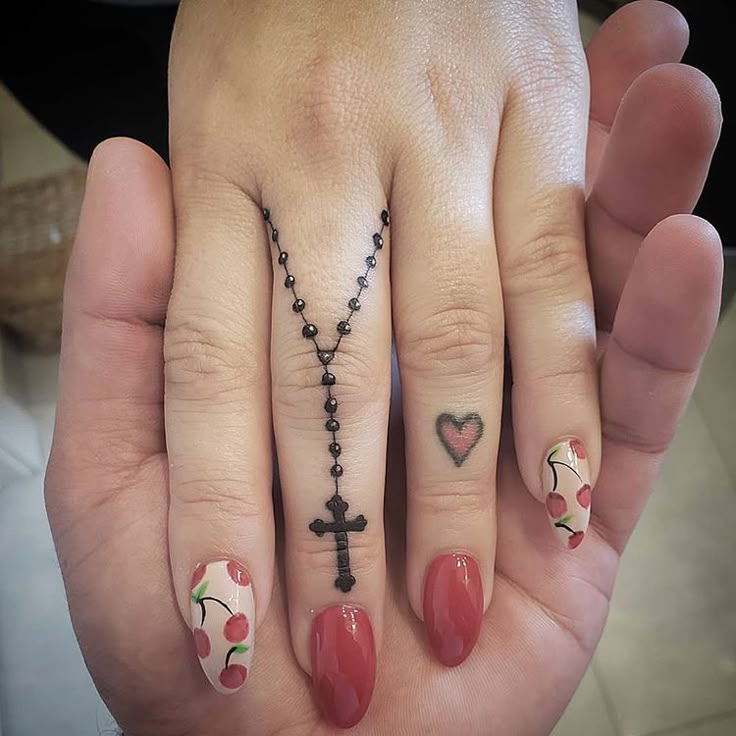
top-left (1, 10), bottom-right (735, 733)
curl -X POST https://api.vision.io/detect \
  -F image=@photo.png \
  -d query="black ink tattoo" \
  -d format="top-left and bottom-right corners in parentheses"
top-left (263, 207), bottom-right (389, 593)
top-left (309, 496), bottom-right (367, 593)
top-left (435, 412), bottom-right (484, 467)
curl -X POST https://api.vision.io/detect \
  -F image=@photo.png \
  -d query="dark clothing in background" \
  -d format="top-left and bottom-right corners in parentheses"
top-left (0, 0), bottom-right (174, 162)
top-left (0, 0), bottom-right (730, 251)
top-left (669, 0), bottom-right (731, 252)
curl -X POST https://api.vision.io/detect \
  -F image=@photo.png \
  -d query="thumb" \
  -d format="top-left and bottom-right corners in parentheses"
top-left (45, 138), bottom-right (200, 727)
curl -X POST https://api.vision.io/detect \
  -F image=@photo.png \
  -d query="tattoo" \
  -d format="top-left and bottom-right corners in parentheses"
top-left (435, 412), bottom-right (484, 467)
top-left (263, 207), bottom-right (389, 593)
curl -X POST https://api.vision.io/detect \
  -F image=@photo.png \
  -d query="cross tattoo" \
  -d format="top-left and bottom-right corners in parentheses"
top-left (309, 494), bottom-right (367, 592)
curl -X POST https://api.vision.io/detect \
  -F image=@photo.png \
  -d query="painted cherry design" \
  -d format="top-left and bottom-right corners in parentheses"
top-left (191, 562), bottom-right (253, 691)
top-left (227, 560), bottom-right (250, 587)
top-left (546, 444), bottom-right (590, 550)
top-left (545, 492), bottom-right (567, 519)
top-left (219, 664), bottom-right (248, 689)
top-left (569, 439), bottom-right (586, 459)
top-left (224, 612), bottom-right (250, 643)
top-left (568, 531), bottom-right (585, 549)
top-left (193, 628), bottom-right (211, 658)
top-left (576, 484), bottom-right (592, 509)
top-left (191, 564), bottom-right (207, 590)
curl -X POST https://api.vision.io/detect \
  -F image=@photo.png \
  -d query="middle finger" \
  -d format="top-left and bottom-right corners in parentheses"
top-left (264, 172), bottom-right (391, 729)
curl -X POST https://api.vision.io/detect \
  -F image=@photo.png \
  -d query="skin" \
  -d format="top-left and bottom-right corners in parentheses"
top-left (163, 0), bottom-right (605, 670)
top-left (45, 2), bottom-right (723, 734)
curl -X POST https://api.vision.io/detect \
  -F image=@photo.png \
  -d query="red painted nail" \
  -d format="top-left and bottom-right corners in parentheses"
top-left (423, 552), bottom-right (483, 667)
top-left (311, 605), bottom-right (375, 729)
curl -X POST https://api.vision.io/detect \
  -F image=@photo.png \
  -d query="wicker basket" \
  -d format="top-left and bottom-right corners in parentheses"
top-left (0, 167), bottom-right (86, 351)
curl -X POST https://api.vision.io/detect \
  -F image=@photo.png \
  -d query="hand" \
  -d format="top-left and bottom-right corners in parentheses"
top-left (46, 2), bottom-right (722, 734)
top-left (164, 1), bottom-right (606, 715)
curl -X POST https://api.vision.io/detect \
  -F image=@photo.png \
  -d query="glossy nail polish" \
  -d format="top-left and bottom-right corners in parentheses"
top-left (311, 605), bottom-right (375, 728)
top-left (190, 559), bottom-right (254, 693)
top-left (423, 552), bottom-right (483, 667)
top-left (543, 438), bottom-right (592, 550)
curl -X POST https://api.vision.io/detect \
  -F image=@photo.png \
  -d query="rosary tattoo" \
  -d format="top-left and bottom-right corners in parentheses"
top-left (263, 207), bottom-right (389, 593)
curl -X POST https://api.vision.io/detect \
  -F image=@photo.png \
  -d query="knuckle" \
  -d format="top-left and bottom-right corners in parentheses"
top-left (511, 345), bottom-right (596, 396)
top-left (601, 416), bottom-right (672, 457)
top-left (273, 342), bottom-right (388, 420)
top-left (171, 109), bottom-right (261, 197)
top-left (501, 217), bottom-right (586, 298)
top-left (533, 51), bottom-right (586, 94)
top-left (174, 166), bottom-right (256, 225)
top-left (399, 302), bottom-right (499, 378)
top-left (172, 476), bottom-right (263, 521)
top-left (290, 51), bottom-right (369, 155)
top-left (421, 60), bottom-right (490, 143)
top-left (164, 313), bottom-right (265, 397)
top-left (512, 26), bottom-right (587, 96)
top-left (412, 478), bottom-right (493, 518)
top-left (522, 359), bottom-right (593, 388)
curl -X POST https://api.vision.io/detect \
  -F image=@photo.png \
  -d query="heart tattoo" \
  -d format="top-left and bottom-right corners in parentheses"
top-left (435, 412), bottom-right (484, 467)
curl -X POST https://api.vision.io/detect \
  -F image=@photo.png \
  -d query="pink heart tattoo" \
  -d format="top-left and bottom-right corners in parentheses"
top-left (435, 413), bottom-right (485, 467)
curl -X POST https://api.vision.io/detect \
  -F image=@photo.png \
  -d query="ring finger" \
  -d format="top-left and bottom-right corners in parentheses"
top-left (393, 140), bottom-right (502, 667)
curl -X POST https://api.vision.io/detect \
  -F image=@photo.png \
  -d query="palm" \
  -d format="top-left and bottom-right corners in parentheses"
top-left (63, 394), bottom-right (607, 735)
top-left (48, 4), bottom-right (721, 734)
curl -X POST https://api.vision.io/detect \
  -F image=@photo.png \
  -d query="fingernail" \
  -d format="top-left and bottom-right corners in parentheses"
top-left (543, 439), bottom-right (592, 550)
top-left (190, 559), bottom-right (254, 694)
top-left (423, 552), bottom-right (483, 666)
top-left (311, 605), bottom-right (375, 729)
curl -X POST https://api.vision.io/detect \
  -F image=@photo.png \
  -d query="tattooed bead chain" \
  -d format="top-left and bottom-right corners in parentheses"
top-left (263, 207), bottom-right (389, 593)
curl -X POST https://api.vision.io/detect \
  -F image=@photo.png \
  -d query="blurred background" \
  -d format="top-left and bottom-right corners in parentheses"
top-left (0, 2), bottom-right (733, 735)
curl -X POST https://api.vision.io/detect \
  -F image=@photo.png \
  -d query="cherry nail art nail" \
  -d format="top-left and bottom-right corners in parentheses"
top-left (190, 559), bottom-right (254, 694)
top-left (423, 552), bottom-right (483, 667)
top-left (543, 439), bottom-right (592, 550)
top-left (311, 605), bottom-right (375, 729)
